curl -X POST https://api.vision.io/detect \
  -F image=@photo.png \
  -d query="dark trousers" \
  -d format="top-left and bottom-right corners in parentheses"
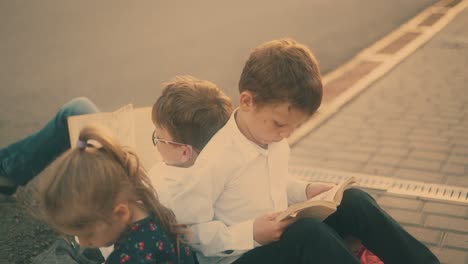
top-left (234, 188), bottom-right (439, 264)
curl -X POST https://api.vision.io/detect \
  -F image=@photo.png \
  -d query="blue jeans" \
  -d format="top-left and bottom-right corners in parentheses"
top-left (0, 97), bottom-right (99, 186)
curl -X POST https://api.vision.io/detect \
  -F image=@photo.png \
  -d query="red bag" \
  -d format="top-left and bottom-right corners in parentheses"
top-left (355, 246), bottom-right (384, 264)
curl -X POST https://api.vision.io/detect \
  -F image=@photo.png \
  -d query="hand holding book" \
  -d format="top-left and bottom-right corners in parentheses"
top-left (253, 212), bottom-right (296, 245)
top-left (276, 177), bottom-right (357, 222)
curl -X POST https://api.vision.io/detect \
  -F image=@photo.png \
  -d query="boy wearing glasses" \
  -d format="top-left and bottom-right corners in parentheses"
top-left (150, 75), bottom-right (233, 167)
top-left (147, 75), bottom-right (233, 206)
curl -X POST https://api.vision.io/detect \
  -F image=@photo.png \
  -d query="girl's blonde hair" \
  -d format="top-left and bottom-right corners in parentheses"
top-left (39, 125), bottom-right (178, 237)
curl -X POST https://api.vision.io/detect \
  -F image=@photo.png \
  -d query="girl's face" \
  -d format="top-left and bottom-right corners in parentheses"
top-left (68, 220), bottom-right (126, 248)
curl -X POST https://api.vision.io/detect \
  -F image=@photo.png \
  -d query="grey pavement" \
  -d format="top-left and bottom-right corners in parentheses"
top-left (0, 0), bottom-right (437, 146)
top-left (291, 7), bottom-right (468, 264)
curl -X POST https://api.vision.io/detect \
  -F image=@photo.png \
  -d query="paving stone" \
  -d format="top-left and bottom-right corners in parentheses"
top-left (451, 135), bottom-right (468, 144)
top-left (442, 163), bottom-right (466, 175)
top-left (410, 128), bottom-right (441, 137)
top-left (377, 196), bottom-right (423, 210)
top-left (453, 146), bottom-right (468, 155)
top-left (386, 209), bottom-right (423, 225)
top-left (447, 154), bottom-right (468, 165)
top-left (367, 154), bottom-right (402, 166)
top-left (451, 127), bottom-right (468, 134)
top-left (445, 175), bottom-right (468, 188)
top-left (291, 146), bottom-right (330, 158)
top-left (423, 118), bottom-right (460, 127)
top-left (289, 157), bottom-right (327, 168)
top-left (393, 168), bottom-right (445, 183)
top-left (404, 226), bottom-right (442, 245)
top-left (400, 158), bottom-right (443, 172)
top-left (362, 162), bottom-right (395, 176)
top-left (377, 146), bottom-right (410, 156)
top-left (343, 143), bottom-right (379, 154)
top-left (423, 202), bottom-right (468, 217)
top-left (409, 140), bottom-right (452, 153)
top-left (381, 141), bottom-right (411, 149)
top-left (444, 232), bottom-right (468, 250)
top-left (379, 129), bottom-right (410, 139)
top-left (356, 138), bottom-right (381, 148)
top-left (394, 119), bottom-right (420, 129)
top-left (331, 137), bottom-right (359, 147)
top-left (408, 134), bottom-right (450, 144)
top-left (403, 113), bottom-right (422, 121)
top-left (322, 159), bottom-right (364, 172)
top-left (327, 151), bottom-right (372, 163)
top-left (408, 150), bottom-right (449, 162)
top-left (446, 128), bottom-right (468, 135)
top-left (430, 247), bottom-right (468, 264)
top-left (425, 215), bottom-right (468, 233)
top-left (420, 120), bottom-right (451, 130)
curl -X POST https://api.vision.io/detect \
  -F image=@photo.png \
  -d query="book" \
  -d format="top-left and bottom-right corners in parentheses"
top-left (67, 104), bottom-right (161, 170)
top-left (275, 176), bottom-right (357, 222)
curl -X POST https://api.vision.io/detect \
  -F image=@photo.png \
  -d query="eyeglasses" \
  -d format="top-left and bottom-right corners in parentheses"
top-left (152, 130), bottom-right (201, 154)
top-left (152, 130), bottom-right (188, 147)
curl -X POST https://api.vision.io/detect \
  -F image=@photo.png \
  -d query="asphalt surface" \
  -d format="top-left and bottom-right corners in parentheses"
top-left (0, 0), bottom-right (437, 146)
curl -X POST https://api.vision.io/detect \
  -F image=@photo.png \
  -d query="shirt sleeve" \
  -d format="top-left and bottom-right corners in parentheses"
top-left (169, 158), bottom-right (256, 257)
top-left (287, 175), bottom-right (309, 204)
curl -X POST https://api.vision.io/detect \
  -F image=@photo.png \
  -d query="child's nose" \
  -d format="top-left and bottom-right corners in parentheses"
top-left (279, 128), bottom-right (293, 138)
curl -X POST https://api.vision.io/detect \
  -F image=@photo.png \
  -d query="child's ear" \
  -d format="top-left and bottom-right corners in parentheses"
top-left (113, 203), bottom-right (131, 224)
top-left (239, 91), bottom-right (254, 111)
top-left (180, 145), bottom-right (193, 163)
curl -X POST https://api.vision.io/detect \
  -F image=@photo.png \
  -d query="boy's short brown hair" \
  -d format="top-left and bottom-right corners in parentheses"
top-left (239, 38), bottom-right (322, 115)
top-left (152, 76), bottom-right (233, 151)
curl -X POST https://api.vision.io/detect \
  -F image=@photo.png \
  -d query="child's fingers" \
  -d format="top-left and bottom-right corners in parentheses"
top-left (264, 211), bottom-right (282, 220)
top-left (278, 217), bottom-right (296, 229)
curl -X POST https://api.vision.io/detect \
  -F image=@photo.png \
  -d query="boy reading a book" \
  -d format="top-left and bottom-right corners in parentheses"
top-left (167, 39), bottom-right (439, 263)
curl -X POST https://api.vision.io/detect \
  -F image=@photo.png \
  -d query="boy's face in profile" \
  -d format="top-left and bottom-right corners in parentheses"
top-left (152, 125), bottom-right (195, 167)
top-left (241, 96), bottom-right (309, 146)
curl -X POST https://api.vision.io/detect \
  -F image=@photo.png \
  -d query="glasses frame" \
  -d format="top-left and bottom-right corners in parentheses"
top-left (152, 130), bottom-right (188, 147)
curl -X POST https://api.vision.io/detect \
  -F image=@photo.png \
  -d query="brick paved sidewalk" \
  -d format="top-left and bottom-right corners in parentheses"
top-left (290, 6), bottom-right (468, 264)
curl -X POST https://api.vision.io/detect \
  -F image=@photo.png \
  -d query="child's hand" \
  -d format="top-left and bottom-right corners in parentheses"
top-left (253, 212), bottom-right (296, 245)
top-left (175, 224), bottom-right (192, 243)
top-left (306, 182), bottom-right (335, 199)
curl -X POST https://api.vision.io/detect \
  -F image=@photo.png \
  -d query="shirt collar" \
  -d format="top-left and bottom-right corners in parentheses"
top-left (225, 108), bottom-right (268, 161)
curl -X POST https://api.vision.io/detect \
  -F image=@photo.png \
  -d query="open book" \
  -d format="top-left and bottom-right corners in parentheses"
top-left (67, 103), bottom-right (160, 170)
top-left (275, 176), bottom-right (357, 222)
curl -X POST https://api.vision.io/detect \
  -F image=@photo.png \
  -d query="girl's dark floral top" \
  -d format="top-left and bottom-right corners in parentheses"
top-left (106, 213), bottom-right (195, 264)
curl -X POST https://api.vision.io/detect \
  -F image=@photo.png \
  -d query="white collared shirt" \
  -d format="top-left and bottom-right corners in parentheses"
top-left (149, 110), bottom-right (309, 264)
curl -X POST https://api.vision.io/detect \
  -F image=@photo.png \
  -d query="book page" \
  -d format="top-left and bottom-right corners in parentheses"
top-left (68, 103), bottom-right (136, 149)
top-left (275, 176), bottom-right (357, 221)
top-left (308, 184), bottom-right (340, 202)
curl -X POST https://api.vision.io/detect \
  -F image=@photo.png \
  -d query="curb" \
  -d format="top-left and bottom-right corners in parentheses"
top-left (289, 0), bottom-right (468, 146)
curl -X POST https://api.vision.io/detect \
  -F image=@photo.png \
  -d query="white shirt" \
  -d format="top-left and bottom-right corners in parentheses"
top-left (148, 161), bottom-right (182, 209)
top-left (149, 110), bottom-right (309, 264)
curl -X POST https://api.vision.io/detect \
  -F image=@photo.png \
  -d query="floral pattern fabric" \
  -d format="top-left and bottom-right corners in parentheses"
top-left (106, 214), bottom-right (195, 264)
